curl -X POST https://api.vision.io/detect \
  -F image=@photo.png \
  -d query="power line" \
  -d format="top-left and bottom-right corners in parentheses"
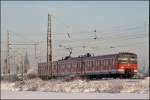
top-left (8, 30), bottom-right (39, 43)
top-left (53, 32), bottom-right (148, 45)
top-left (53, 40), bottom-right (148, 52)
top-left (52, 15), bottom-right (71, 29)
top-left (49, 22), bottom-right (148, 36)
top-left (38, 28), bottom-right (148, 43)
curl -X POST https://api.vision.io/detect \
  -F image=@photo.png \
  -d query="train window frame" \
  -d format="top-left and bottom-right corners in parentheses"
top-left (96, 60), bottom-right (98, 66)
top-left (105, 59), bottom-right (108, 66)
top-left (87, 61), bottom-right (90, 67)
top-left (65, 63), bottom-right (68, 72)
top-left (107, 59), bottom-right (110, 65)
top-left (118, 57), bottom-right (128, 60)
top-left (93, 60), bottom-right (96, 66)
top-left (99, 60), bottom-right (101, 66)
top-left (119, 61), bottom-right (128, 64)
top-left (88, 61), bottom-right (90, 69)
top-left (104, 59), bottom-right (106, 67)
top-left (90, 61), bottom-right (93, 67)
top-left (79, 61), bottom-right (81, 68)
top-left (89, 61), bottom-right (91, 67)
top-left (88, 61), bottom-right (90, 67)
top-left (130, 58), bottom-right (137, 61)
top-left (109, 59), bottom-right (112, 65)
top-left (85, 61), bottom-right (88, 70)
top-left (101, 59), bottom-right (103, 66)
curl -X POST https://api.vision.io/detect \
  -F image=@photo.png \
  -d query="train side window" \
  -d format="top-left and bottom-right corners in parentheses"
top-left (94, 60), bottom-right (96, 67)
top-left (106, 59), bottom-right (108, 66)
top-left (89, 61), bottom-right (91, 67)
top-left (67, 63), bottom-right (69, 68)
top-left (101, 60), bottom-right (103, 66)
top-left (62, 64), bottom-right (64, 70)
top-left (109, 59), bottom-right (112, 64)
top-left (90, 61), bottom-right (92, 67)
top-left (107, 59), bottom-right (109, 65)
top-left (72, 62), bottom-right (75, 68)
top-left (87, 61), bottom-right (89, 67)
top-left (79, 62), bottom-right (81, 67)
top-left (103, 59), bottom-right (105, 66)
top-left (65, 63), bottom-right (67, 71)
top-left (91, 61), bottom-right (93, 66)
top-left (65, 63), bottom-right (67, 72)
top-left (107, 59), bottom-right (109, 66)
top-left (85, 61), bottom-right (87, 66)
top-left (91, 60), bottom-right (93, 66)
top-left (79, 62), bottom-right (81, 68)
top-left (112, 59), bottom-right (114, 65)
top-left (99, 60), bottom-right (101, 66)
top-left (96, 60), bottom-right (98, 66)
top-left (68, 63), bottom-right (70, 70)
top-left (104, 59), bottom-right (106, 66)
top-left (59, 63), bottom-right (62, 67)
top-left (70, 62), bottom-right (72, 67)
top-left (85, 61), bottom-right (88, 67)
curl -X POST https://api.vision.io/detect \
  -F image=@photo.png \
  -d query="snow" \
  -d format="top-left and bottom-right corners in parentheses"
top-left (1, 77), bottom-right (149, 94)
top-left (1, 91), bottom-right (149, 99)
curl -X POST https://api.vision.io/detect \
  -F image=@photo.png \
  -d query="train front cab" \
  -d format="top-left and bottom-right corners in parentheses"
top-left (117, 53), bottom-right (137, 78)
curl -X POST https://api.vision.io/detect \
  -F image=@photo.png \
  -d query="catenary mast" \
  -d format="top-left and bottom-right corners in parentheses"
top-left (47, 14), bottom-right (52, 79)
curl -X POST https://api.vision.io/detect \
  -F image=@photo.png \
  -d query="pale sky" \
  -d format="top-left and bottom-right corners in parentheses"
top-left (1, 1), bottom-right (149, 73)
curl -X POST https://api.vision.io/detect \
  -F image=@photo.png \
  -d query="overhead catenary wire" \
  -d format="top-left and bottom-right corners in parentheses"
top-left (6, 23), bottom-right (147, 45)
top-left (38, 29), bottom-right (148, 44)
top-left (22, 23), bottom-right (149, 60)
top-left (49, 22), bottom-right (148, 36)
top-left (3, 17), bottom-right (149, 61)
top-left (52, 15), bottom-right (72, 39)
top-left (40, 31), bottom-right (148, 46)
top-left (7, 30), bottom-right (39, 44)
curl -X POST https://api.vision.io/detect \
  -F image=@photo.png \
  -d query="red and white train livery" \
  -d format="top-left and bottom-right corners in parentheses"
top-left (38, 52), bottom-right (137, 79)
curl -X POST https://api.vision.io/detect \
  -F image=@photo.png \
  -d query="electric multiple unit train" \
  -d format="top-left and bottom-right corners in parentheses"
top-left (38, 52), bottom-right (137, 79)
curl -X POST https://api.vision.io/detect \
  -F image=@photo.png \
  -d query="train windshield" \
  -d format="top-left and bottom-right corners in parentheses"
top-left (118, 53), bottom-right (137, 64)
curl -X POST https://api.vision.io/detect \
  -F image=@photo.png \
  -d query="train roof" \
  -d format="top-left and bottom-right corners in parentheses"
top-left (38, 52), bottom-right (137, 64)
top-left (118, 52), bottom-right (137, 55)
top-left (53, 53), bottom-right (118, 63)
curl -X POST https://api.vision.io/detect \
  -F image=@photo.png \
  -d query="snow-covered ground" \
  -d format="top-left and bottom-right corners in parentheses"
top-left (1, 91), bottom-right (149, 99)
top-left (1, 77), bottom-right (149, 93)
top-left (1, 77), bottom-right (149, 99)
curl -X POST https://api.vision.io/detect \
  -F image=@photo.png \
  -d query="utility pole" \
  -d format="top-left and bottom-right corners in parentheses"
top-left (5, 31), bottom-right (39, 80)
top-left (34, 43), bottom-right (38, 59)
top-left (5, 31), bottom-right (10, 80)
top-left (13, 50), bottom-right (16, 75)
top-left (47, 14), bottom-right (52, 79)
top-left (21, 56), bottom-right (24, 81)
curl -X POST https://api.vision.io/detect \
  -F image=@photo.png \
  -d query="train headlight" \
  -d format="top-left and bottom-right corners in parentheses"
top-left (120, 66), bottom-right (124, 68)
top-left (118, 69), bottom-right (124, 72)
top-left (134, 70), bottom-right (137, 73)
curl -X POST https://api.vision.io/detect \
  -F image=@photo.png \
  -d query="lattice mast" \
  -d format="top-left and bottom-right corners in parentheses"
top-left (47, 14), bottom-right (52, 79)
